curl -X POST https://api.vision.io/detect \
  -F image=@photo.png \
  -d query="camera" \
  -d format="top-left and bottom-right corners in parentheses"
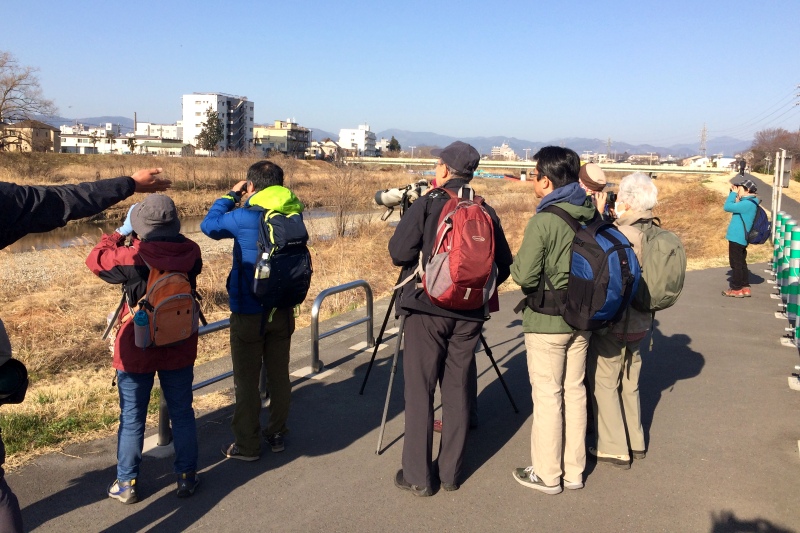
top-left (375, 179), bottom-right (429, 220)
top-left (606, 191), bottom-right (617, 205)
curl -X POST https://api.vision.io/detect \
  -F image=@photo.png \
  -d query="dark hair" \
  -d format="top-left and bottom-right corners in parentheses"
top-left (533, 146), bottom-right (580, 189)
top-left (247, 160), bottom-right (284, 189)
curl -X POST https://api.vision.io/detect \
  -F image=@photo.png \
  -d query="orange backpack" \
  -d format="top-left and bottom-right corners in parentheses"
top-left (137, 267), bottom-right (199, 347)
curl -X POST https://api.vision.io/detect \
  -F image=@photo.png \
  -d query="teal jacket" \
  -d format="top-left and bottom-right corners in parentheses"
top-left (724, 192), bottom-right (759, 246)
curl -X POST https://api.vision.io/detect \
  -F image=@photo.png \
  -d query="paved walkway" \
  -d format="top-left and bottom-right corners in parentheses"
top-left (7, 261), bottom-right (800, 532)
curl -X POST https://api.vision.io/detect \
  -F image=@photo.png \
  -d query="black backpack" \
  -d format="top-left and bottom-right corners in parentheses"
top-left (251, 208), bottom-right (313, 310)
top-left (515, 206), bottom-right (641, 331)
top-left (739, 197), bottom-right (771, 245)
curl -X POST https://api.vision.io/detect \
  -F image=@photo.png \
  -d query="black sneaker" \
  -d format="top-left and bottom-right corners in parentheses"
top-left (108, 478), bottom-right (138, 504)
top-left (221, 443), bottom-right (259, 461)
top-left (176, 472), bottom-right (200, 498)
top-left (512, 467), bottom-right (562, 495)
top-left (441, 481), bottom-right (459, 492)
top-left (394, 469), bottom-right (432, 497)
top-left (266, 432), bottom-right (285, 453)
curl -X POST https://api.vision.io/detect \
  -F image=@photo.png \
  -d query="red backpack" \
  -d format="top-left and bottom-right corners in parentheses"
top-left (422, 186), bottom-right (497, 310)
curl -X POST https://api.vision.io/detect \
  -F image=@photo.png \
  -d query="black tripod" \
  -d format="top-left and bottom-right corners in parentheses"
top-left (359, 273), bottom-right (519, 454)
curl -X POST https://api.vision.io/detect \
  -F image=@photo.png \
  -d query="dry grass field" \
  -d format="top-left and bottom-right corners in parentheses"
top-left (0, 153), bottom-right (769, 468)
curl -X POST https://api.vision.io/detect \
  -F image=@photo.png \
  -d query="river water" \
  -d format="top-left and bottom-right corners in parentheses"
top-left (5, 208), bottom-right (354, 253)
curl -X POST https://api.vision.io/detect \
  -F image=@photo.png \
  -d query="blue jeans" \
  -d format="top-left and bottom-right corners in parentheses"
top-left (116, 367), bottom-right (198, 481)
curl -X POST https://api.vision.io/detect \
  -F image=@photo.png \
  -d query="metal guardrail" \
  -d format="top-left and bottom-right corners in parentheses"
top-left (310, 280), bottom-right (374, 374)
top-left (158, 280), bottom-right (375, 445)
top-left (158, 319), bottom-right (232, 446)
top-left (342, 156), bottom-right (731, 175)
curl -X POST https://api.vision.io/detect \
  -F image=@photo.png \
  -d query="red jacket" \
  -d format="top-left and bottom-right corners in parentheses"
top-left (86, 232), bottom-right (203, 373)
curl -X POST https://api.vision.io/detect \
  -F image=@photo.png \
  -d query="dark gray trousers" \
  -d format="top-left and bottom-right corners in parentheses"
top-left (401, 313), bottom-right (482, 488)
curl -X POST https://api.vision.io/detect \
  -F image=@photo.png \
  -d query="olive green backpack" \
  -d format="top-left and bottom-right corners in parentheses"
top-left (631, 218), bottom-right (687, 313)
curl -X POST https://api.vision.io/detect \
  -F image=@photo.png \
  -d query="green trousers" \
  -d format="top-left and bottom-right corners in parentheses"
top-left (229, 310), bottom-right (294, 456)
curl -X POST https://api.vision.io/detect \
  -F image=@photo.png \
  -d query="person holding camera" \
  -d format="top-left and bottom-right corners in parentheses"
top-left (578, 163), bottom-right (613, 219)
top-left (0, 168), bottom-right (171, 531)
top-left (388, 141), bottom-right (513, 496)
top-left (201, 161), bottom-right (300, 461)
top-left (722, 178), bottom-right (760, 297)
top-left (586, 173), bottom-right (658, 470)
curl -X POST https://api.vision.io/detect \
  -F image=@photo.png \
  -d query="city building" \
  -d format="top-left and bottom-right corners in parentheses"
top-left (490, 142), bottom-right (518, 161)
top-left (580, 152), bottom-right (608, 163)
top-left (59, 123), bottom-right (124, 154)
top-left (0, 120), bottom-right (60, 152)
top-left (375, 137), bottom-right (391, 155)
top-left (135, 122), bottom-right (182, 141)
top-left (181, 93), bottom-right (254, 151)
top-left (306, 139), bottom-right (342, 161)
top-left (253, 120), bottom-right (311, 157)
top-left (338, 124), bottom-right (377, 156)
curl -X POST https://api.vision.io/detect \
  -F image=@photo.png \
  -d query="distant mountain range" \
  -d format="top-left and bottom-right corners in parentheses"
top-left (38, 117), bottom-right (750, 158)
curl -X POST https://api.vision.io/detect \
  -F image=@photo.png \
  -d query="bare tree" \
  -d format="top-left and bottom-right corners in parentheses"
top-left (0, 51), bottom-right (57, 150)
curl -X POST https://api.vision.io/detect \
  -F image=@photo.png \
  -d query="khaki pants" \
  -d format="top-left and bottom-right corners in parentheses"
top-left (587, 332), bottom-right (645, 456)
top-left (229, 310), bottom-right (294, 456)
top-left (525, 331), bottom-right (590, 487)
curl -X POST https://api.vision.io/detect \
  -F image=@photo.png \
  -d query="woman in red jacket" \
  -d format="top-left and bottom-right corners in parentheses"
top-left (86, 194), bottom-right (202, 505)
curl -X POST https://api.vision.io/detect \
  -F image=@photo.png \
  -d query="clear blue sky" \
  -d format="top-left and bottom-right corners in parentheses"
top-left (4, 0), bottom-right (799, 145)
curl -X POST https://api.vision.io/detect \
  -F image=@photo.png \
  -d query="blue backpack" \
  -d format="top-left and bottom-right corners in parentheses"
top-left (739, 197), bottom-right (770, 245)
top-left (516, 206), bottom-right (641, 331)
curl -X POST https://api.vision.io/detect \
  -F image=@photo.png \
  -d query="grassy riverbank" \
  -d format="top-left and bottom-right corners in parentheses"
top-left (0, 153), bottom-right (763, 468)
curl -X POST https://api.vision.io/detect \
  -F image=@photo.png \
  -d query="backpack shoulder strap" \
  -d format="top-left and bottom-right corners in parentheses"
top-left (541, 204), bottom-right (584, 234)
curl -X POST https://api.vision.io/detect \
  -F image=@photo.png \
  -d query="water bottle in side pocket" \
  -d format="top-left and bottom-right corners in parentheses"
top-left (133, 309), bottom-right (151, 348)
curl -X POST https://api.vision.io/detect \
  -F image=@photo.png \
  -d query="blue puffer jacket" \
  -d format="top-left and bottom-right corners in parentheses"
top-left (201, 186), bottom-right (304, 314)
top-left (724, 192), bottom-right (760, 246)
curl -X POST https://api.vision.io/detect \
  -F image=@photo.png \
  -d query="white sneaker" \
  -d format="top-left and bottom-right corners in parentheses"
top-left (788, 375), bottom-right (800, 391)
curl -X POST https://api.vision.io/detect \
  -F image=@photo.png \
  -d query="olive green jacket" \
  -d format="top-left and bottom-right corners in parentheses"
top-left (511, 197), bottom-right (597, 333)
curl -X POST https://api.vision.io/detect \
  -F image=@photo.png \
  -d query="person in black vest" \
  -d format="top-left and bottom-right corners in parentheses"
top-left (388, 141), bottom-right (513, 496)
top-left (0, 168), bottom-right (170, 532)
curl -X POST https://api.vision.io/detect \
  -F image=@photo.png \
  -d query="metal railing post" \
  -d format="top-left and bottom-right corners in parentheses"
top-left (157, 394), bottom-right (172, 446)
top-left (310, 280), bottom-right (374, 374)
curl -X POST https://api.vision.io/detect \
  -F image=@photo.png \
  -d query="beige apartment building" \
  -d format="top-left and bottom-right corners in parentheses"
top-left (0, 120), bottom-right (60, 152)
top-left (253, 120), bottom-right (311, 157)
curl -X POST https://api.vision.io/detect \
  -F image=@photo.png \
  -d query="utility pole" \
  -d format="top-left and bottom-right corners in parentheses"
top-left (699, 123), bottom-right (707, 158)
top-left (410, 146), bottom-right (416, 158)
top-left (524, 148), bottom-right (531, 161)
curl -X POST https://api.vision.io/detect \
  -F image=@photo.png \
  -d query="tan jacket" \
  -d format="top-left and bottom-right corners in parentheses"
top-left (611, 209), bottom-right (654, 337)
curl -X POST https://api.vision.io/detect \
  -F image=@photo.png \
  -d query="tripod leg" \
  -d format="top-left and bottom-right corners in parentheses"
top-left (377, 314), bottom-right (405, 455)
top-left (359, 288), bottom-right (397, 395)
top-left (480, 333), bottom-right (519, 414)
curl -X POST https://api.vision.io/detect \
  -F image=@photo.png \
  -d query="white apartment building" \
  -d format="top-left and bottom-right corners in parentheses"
top-left (181, 93), bottom-right (254, 151)
top-left (375, 137), bottom-right (391, 154)
top-left (135, 122), bottom-right (182, 141)
top-left (338, 124), bottom-right (377, 156)
top-left (59, 123), bottom-right (126, 154)
top-left (490, 142), bottom-right (518, 161)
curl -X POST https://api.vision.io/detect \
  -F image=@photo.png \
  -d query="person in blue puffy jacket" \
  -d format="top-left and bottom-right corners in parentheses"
top-left (722, 178), bottom-right (760, 297)
top-left (201, 161), bottom-right (302, 461)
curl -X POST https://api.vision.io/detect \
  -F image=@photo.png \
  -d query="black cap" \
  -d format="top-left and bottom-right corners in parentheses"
top-left (733, 178), bottom-right (757, 193)
top-left (431, 141), bottom-right (480, 175)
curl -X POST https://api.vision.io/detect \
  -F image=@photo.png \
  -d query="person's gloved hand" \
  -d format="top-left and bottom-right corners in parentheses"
top-left (116, 204), bottom-right (137, 236)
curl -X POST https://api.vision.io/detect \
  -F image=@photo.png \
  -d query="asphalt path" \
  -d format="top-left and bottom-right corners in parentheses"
top-left (7, 261), bottom-right (800, 532)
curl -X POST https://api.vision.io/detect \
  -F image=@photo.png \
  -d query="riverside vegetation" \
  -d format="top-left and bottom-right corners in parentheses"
top-left (0, 152), bottom-right (769, 468)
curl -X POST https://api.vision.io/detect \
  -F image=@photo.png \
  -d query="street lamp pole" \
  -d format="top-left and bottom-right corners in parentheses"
top-left (524, 148), bottom-right (531, 161)
top-left (410, 146), bottom-right (416, 159)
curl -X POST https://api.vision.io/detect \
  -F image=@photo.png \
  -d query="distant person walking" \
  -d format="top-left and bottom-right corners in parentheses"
top-left (722, 178), bottom-right (760, 297)
top-left (738, 159), bottom-right (747, 176)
